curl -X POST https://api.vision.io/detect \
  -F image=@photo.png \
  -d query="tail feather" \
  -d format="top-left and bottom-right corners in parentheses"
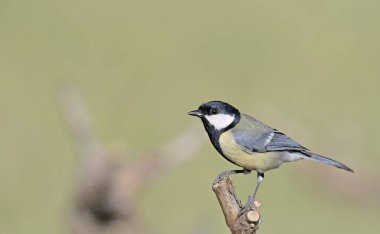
top-left (301, 151), bottom-right (354, 173)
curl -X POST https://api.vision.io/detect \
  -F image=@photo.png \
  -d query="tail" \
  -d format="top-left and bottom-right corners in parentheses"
top-left (301, 151), bottom-right (354, 173)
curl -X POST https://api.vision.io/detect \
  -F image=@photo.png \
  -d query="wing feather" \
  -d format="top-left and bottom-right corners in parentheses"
top-left (265, 131), bottom-right (308, 151)
top-left (231, 114), bottom-right (308, 154)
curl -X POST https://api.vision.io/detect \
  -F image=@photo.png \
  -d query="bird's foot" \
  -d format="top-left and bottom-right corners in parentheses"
top-left (212, 169), bottom-right (251, 186)
top-left (215, 169), bottom-right (250, 180)
top-left (214, 170), bottom-right (233, 184)
top-left (238, 195), bottom-right (256, 217)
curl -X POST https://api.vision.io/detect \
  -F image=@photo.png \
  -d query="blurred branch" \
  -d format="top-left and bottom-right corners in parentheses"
top-left (59, 84), bottom-right (205, 234)
top-left (59, 84), bottom-right (106, 160)
top-left (123, 125), bottom-right (204, 192)
top-left (212, 176), bottom-right (261, 234)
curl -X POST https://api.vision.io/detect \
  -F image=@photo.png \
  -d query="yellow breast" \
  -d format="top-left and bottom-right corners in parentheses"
top-left (219, 131), bottom-right (284, 171)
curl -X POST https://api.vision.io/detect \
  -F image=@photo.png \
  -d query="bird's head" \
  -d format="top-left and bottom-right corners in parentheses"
top-left (188, 101), bottom-right (240, 131)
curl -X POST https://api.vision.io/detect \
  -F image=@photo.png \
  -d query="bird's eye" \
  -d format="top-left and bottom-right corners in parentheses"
top-left (210, 108), bottom-right (218, 115)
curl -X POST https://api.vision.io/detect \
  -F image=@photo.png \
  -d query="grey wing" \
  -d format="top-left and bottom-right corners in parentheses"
top-left (233, 129), bottom-right (308, 153)
top-left (265, 131), bottom-right (308, 151)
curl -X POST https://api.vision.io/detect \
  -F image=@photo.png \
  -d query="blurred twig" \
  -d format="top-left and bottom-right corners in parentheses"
top-left (212, 176), bottom-right (261, 234)
top-left (59, 84), bottom-right (204, 234)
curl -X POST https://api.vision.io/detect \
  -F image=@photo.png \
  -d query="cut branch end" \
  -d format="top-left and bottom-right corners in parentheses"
top-left (212, 176), bottom-right (262, 234)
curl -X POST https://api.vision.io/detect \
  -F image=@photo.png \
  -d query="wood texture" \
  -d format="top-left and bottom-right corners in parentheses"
top-left (212, 176), bottom-right (261, 234)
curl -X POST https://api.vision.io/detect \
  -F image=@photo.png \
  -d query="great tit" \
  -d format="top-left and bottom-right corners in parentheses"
top-left (188, 101), bottom-right (353, 208)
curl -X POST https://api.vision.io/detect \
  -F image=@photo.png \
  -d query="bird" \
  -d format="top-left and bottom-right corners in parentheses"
top-left (188, 100), bottom-right (353, 210)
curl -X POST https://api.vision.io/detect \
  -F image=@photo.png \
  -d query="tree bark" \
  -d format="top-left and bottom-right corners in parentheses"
top-left (212, 176), bottom-right (261, 234)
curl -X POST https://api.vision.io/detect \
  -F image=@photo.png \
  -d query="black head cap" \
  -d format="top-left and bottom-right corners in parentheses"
top-left (188, 101), bottom-right (241, 150)
top-left (188, 101), bottom-right (240, 117)
top-left (198, 101), bottom-right (240, 117)
top-left (188, 101), bottom-right (241, 131)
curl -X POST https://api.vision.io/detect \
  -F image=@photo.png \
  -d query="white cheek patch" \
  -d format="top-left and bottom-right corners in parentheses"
top-left (205, 114), bottom-right (235, 130)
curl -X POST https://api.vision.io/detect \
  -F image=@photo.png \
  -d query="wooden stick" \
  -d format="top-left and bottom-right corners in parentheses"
top-left (212, 176), bottom-right (261, 234)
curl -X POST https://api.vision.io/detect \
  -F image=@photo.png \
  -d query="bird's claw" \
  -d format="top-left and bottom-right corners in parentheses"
top-left (215, 169), bottom-right (251, 182)
top-left (217, 171), bottom-right (232, 180)
top-left (213, 171), bottom-right (232, 184)
top-left (238, 205), bottom-right (252, 217)
top-left (238, 195), bottom-right (256, 217)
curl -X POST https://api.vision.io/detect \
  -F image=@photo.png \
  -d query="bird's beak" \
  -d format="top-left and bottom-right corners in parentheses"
top-left (187, 109), bottom-right (203, 117)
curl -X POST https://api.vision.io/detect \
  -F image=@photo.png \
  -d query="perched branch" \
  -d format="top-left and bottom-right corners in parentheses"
top-left (212, 176), bottom-right (261, 234)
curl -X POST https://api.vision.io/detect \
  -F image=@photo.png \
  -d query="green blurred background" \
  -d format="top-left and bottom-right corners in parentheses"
top-left (1, 0), bottom-right (379, 233)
